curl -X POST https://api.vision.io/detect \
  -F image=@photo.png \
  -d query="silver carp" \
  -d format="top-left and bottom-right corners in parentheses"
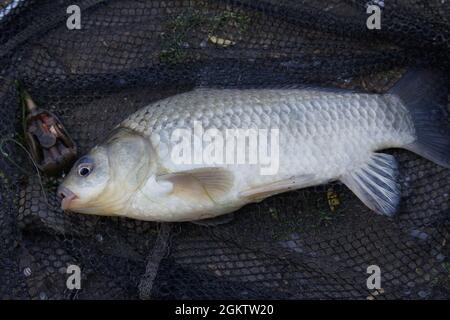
top-left (58, 70), bottom-right (450, 221)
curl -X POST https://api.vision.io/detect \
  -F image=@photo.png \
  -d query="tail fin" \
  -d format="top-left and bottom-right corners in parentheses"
top-left (389, 69), bottom-right (450, 169)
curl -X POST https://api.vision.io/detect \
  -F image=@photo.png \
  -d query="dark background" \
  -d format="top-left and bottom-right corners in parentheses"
top-left (0, 0), bottom-right (449, 299)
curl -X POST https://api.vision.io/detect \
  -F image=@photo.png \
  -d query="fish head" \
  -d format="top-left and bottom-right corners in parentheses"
top-left (58, 128), bottom-right (153, 215)
top-left (58, 147), bottom-right (109, 212)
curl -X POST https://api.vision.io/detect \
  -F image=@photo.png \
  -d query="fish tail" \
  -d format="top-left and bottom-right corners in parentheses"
top-left (389, 69), bottom-right (450, 169)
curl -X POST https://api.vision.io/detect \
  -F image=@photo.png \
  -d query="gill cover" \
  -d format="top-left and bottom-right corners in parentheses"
top-left (90, 127), bottom-right (155, 214)
top-left (104, 127), bottom-right (154, 190)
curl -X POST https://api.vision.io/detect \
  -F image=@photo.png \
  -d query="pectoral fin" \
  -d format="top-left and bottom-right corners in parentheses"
top-left (240, 174), bottom-right (316, 202)
top-left (340, 153), bottom-right (400, 216)
top-left (157, 168), bottom-right (234, 203)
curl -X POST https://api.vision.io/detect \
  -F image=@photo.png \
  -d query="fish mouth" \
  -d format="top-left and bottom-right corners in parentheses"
top-left (57, 185), bottom-right (78, 210)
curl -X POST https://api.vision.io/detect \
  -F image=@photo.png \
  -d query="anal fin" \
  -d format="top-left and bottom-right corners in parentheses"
top-left (340, 153), bottom-right (400, 216)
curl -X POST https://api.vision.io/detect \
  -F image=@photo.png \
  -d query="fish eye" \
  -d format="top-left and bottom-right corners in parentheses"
top-left (76, 156), bottom-right (94, 177)
top-left (78, 165), bottom-right (92, 177)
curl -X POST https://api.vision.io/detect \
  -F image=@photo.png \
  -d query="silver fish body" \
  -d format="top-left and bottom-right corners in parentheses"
top-left (58, 70), bottom-right (450, 221)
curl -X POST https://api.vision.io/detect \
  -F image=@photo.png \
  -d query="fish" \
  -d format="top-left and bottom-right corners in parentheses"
top-left (57, 70), bottom-right (450, 222)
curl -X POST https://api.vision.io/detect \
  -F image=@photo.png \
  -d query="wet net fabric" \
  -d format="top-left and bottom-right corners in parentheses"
top-left (0, 0), bottom-right (449, 300)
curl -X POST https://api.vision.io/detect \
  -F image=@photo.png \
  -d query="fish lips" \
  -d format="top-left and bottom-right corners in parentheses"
top-left (57, 185), bottom-right (78, 210)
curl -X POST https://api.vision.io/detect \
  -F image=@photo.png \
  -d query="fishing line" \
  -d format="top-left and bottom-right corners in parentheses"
top-left (0, 137), bottom-right (49, 205)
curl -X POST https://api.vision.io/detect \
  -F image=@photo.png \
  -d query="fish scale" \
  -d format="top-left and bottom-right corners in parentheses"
top-left (121, 89), bottom-right (414, 178)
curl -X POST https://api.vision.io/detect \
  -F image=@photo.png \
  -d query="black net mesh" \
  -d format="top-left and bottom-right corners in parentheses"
top-left (0, 0), bottom-right (449, 300)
